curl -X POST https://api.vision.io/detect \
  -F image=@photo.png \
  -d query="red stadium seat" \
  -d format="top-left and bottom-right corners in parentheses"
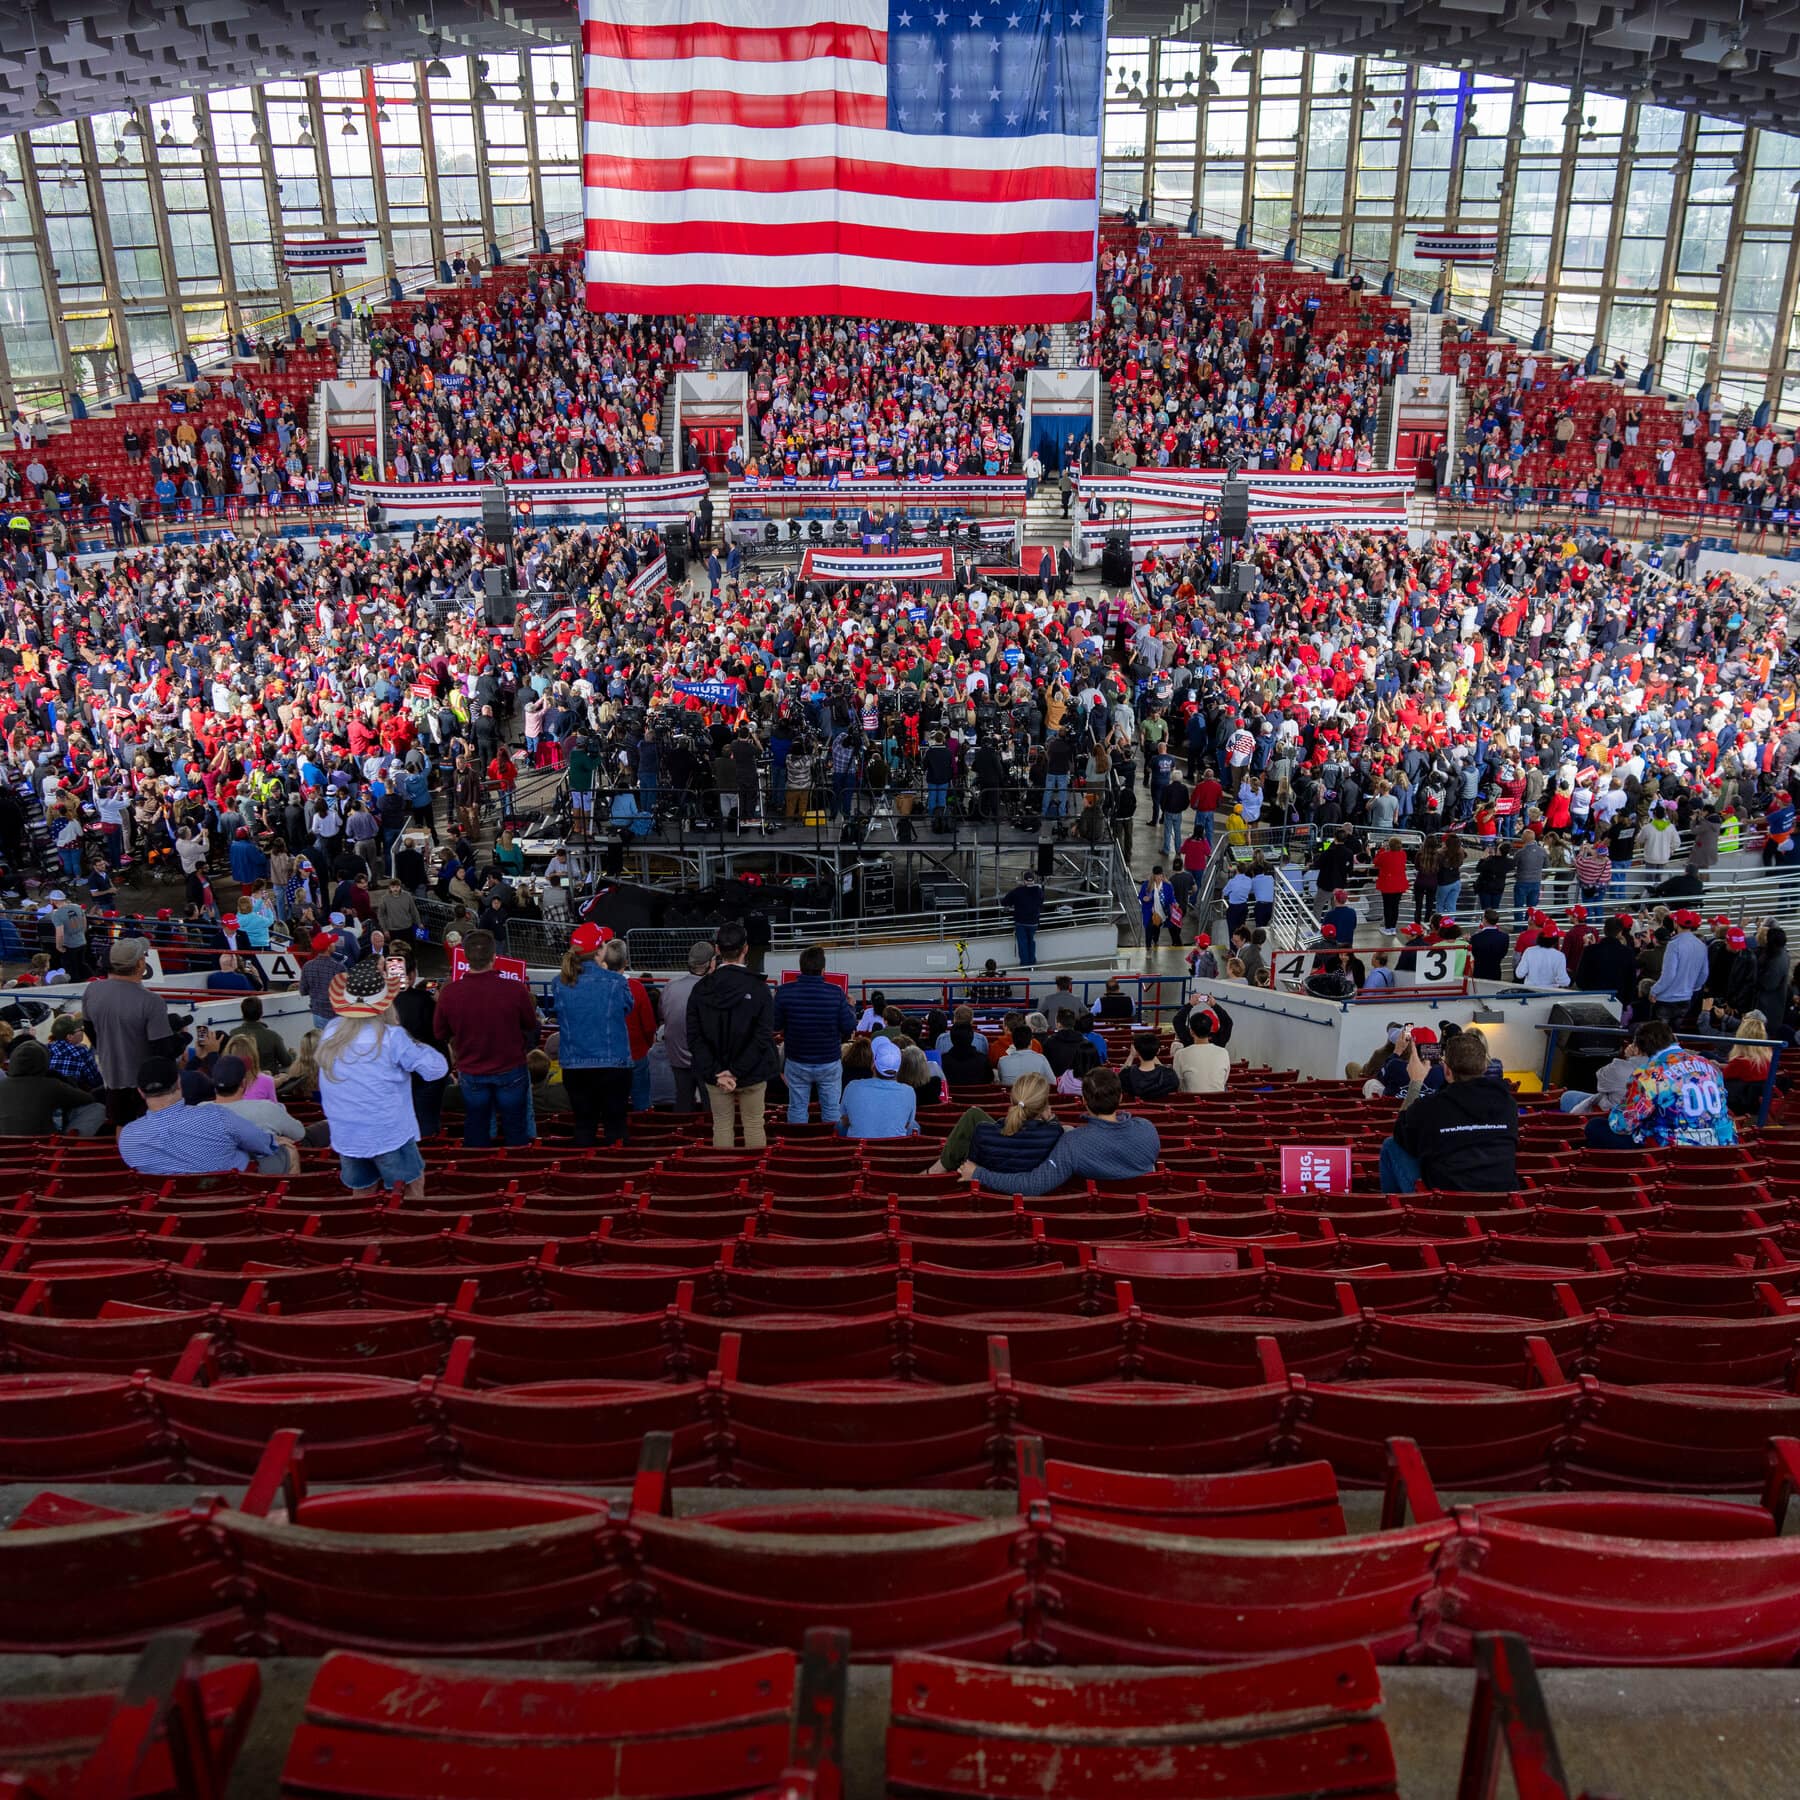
top-left (279, 1634), bottom-right (847, 1799)
top-left (0, 1634), bottom-right (259, 1800)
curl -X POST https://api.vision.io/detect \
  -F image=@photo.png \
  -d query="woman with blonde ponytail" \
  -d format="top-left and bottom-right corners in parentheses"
top-left (923, 1069), bottom-right (1064, 1179)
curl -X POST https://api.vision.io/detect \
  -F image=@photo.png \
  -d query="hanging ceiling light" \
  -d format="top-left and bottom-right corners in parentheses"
top-left (471, 58), bottom-right (497, 102)
top-left (33, 73), bottom-right (58, 120)
top-left (1387, 100), bottom-right (1404, 130)
top-left (250, 121), bottom-right (267, 146)
top-left (1581, 113), bottom-right (1598, 141)
top-left (340, 106), bottom-right (359, 136)
top-left (545, 80), bottom-right (565, 116)
top-left (0, 180), bottom-right (15, 206)
top-left (1361, 93), bottom-right (1375, 111)
top-left (376, 98), bottom-right (392, 124)
top-left (1335, 70), bottom-right (1350, 94)
top-left (1422, 101), bottom-right (1440, 133)
top-left (362, 2), bottom-right (390, 30)
top-left (298, 124), bottom-right (315, 147)
top-left (121, 116), bottom-right (143, 138)
top-left (1232, 50), bottom-right (1252, 72)
top-left (425, 36), bottom-right (451, 80)
top-left (1719, 38), bottom-right (1749, 73)
top-left (1270, 1), bottom-right (1297, 25)
top-left (158, 119), bottom-right (176, 147)
top-left (1462, 106), bottom-right (1479, 136)
top-left (111, 141), bottom-right (129, 166)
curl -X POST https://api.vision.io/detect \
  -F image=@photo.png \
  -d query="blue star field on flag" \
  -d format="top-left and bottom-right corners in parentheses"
top-left (886, 0), bottom-right (1104, 138)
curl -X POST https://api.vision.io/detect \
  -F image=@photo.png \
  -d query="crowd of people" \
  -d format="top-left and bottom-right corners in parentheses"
top-left (1097, 242), bottom-right (1401, 473)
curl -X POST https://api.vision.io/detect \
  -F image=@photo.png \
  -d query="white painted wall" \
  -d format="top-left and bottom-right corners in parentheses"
top-left (1199, 979), bottom-right (1617, 1081)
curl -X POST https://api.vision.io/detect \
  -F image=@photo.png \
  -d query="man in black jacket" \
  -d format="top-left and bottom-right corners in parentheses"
top-left (686, 920), bottom-right (778, 1149)
top-left (1574, 916), bottom-right (1639, 1012)
top-left (1379, 1026), bottom-right (1518, 1193)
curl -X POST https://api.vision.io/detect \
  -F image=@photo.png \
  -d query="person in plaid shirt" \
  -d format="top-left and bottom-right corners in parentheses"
top-left (47, 1015), bottom-right (103, 1092)
top-left (1590, 1019), bottom-right (1736, 1149)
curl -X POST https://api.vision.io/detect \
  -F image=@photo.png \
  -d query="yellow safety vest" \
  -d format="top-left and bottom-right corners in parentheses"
top-left (1719, 815), bottom-right (1742, 854)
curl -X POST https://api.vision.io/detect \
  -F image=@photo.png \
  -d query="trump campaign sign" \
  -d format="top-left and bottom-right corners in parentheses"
top-left (1280, 1145), bottom-right (1353, 1197)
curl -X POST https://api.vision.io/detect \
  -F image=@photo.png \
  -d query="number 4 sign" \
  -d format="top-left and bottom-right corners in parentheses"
top-left (1280, 1145), bottom-right (1353, 1196)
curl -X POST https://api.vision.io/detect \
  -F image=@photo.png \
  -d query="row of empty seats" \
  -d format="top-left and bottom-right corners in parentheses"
top-left (5, 1426), bottom-right (1800, 1672)
top-left (7, 1327), bottom-right (1798, 1490)
top-left (0, 1625), bottom-right (1603, 1800)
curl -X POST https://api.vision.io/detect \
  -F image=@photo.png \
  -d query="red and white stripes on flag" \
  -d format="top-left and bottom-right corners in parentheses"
top-left (1414, 233), bottom-right (1497, 263)
top-left (579, 0), bottom-right (1103, 324)
top-left (281, 238), bottom-right (368, 272)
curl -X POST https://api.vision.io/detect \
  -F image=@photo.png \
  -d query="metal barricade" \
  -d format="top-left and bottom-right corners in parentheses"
top-left (625, 926), bottom-right (720, 972)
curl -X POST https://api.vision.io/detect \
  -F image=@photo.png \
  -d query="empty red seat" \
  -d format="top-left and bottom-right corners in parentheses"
top-left (279, 1635), bottom-right (846, 1799)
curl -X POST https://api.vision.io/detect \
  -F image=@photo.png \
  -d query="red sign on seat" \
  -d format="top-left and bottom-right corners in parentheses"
top-left (1280, 1145), bottom-right (1352, 1196)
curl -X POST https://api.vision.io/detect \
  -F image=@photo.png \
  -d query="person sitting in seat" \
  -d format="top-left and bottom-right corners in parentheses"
top-left (0, 1039), bottom-right (107, 1138)
top-left (1118, 1030), bottom-right (1178, 1101)
top-left (961, 1066), bottom-right (1159, 1193)
top-left (119, 1054), bottom-right (285, 1177)
top-left (938, 1020), bottom-right (996, 1088)
top-left (1097, 978), bottom-right (1137, 1022)
top-left (838, 1035), bottom-right (918, 1139)
top-left (1585, 1018), bottom-right (1737, 1148)
top-left (1378, 1026), bottom-right (1517, 1194)
top-left (924, 1069), bottom-right (1063, 1177)
top-left (1172, 1008), bottom-right (1230, 1092)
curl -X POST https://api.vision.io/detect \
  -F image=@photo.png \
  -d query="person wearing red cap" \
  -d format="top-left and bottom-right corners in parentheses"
top-left (1648, 911), bottom-right (1709, 1024)
top-left (551, 927), bottom-right (652, 1147)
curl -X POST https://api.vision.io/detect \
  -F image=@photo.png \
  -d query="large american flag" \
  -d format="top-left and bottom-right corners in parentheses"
top-left (580, 0), bottom-right (1105, 325)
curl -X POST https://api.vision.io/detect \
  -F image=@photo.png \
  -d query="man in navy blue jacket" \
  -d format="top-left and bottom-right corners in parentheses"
top-left (773, 944), bottom-right (856, 1124)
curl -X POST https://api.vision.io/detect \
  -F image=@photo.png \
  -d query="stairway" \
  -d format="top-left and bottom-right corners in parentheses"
top-left (1044, 321), bottom-right (1087, 369)
top-left (659, 386), bottom-right (679, 473)
top-left (1023, 485), bottom-right (1073, 548)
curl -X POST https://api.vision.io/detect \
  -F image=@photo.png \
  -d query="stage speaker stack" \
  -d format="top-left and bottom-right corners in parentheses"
top-left (481, 566), bottom-right (516, 628)
top-left (1100, 529), bottom-right (1132, 587)
top-left (1219, 477), bottom-right (1250, 544)
top-left (1232, 560), bottom-right (1261, 598)
top-left (663, 521), bottom-right (691, 583)
top-left (480, 484), bottom-right (513, 548)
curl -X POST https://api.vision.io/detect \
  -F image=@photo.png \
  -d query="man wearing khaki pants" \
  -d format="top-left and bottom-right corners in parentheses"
top-left (685, 920), bottom-right (778, 1149)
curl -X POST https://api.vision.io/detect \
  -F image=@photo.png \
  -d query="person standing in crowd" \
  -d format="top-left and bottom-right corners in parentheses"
top-left (390, 943), bottom-right (452, 1141)
top-left (208, 1054), bottom-right (309, 1172)
top-left (774, 944), bottom-right (857, 1125)
top-left (553, 924), bottom-right (653, 1147)
top-left (687, 920), bottom-right (778, 1150)
top-left (1003, 868), bottom-right (1044, 968)
top-left (82, 937), bottom-right (179, 1127)
top-left (432, 928), bottom-right (543, 1147)
top-left (316, 956), bottom-right (449, 1198)
top-left (660, 938), bottom-right (715, 1113)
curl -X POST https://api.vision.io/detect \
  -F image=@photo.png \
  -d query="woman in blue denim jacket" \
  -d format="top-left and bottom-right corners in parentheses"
top-left (552, 926), bottom-right (649, 1147)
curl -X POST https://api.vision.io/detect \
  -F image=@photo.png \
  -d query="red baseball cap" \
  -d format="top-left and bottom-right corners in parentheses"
top-left (1727, 926), bottom-right (1749, 950)
top-left (570, 922), bottom-right (615, 951)
top-left (1410, 1026), bottom-right (1439, 1046)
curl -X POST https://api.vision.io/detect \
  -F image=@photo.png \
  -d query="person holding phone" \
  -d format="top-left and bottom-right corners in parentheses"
top-left (1379, 1026), bottom-right (1518, 1194)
